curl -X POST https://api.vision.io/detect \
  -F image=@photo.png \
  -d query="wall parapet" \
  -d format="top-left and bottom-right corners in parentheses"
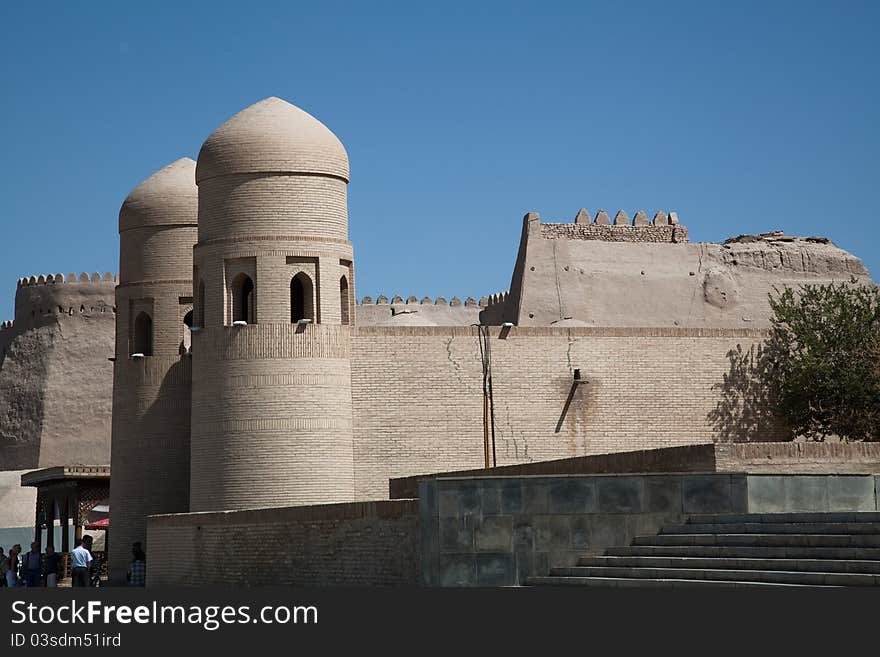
top-left (537, 209), bottom-right (688, 243)
top-left (17, 272), bottom-right (118, 288)
top-left (359, 294), bottom-right (491, 308)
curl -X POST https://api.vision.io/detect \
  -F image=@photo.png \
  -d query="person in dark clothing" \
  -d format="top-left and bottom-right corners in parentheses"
top-left (24, 542), bottom-right (42, 587)
top-left (44, 545), bottom-right (61, 587)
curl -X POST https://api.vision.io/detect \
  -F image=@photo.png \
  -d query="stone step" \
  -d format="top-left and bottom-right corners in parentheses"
top-left (526, 576), bottom-right (829, 588)
top-left (687, 512), bottom-right (880, 524)
top-left (605, 544), bottom-right (880, 560)
top-left (577, 555), bottom-right (880, 574)
top-left (664, 522), bottom-right (880, 535)
top-left (634, 533), bottom-right (880, 548)
top-left (548, 566), bottom-right (879, 586)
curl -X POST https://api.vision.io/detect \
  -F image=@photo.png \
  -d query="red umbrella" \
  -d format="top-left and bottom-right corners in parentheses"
top-left (84, 517), bottom-right (109, 530)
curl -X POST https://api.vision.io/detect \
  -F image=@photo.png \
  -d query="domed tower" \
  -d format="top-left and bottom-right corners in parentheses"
top-left (189, 97), bottom-right (356, 512)
top-left (109, 158), bottom-right (198, 582)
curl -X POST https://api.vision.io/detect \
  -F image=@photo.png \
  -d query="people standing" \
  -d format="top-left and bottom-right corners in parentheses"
top-left (44, 545), bottom-right (60, 588)
top-left (7, 545), bottom-right (22, 587)
top-left (70, 536), bottom-right (92, 587)
top-left (24, 542), bottom-right (43, 587)
top-left (0, 547), bottom-right (7, 587)
top-left (126, 543), bottom-right (146, 586)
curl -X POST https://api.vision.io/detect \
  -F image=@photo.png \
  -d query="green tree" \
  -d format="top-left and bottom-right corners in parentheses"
top-left (767, 278), bottom-right (880, 441)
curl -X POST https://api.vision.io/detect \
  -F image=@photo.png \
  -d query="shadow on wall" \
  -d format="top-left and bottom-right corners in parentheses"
top-left (708, 343), bottom-right (791, 443)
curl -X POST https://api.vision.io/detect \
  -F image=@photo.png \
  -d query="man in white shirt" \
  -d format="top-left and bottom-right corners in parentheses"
top-left (70, 535), bottom-right (93, 587)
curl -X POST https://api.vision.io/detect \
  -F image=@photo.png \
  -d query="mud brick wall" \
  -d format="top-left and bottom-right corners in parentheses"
top-left (146, 500), bottom-right (419, 587)
top-left (350, 326), bottom-right (779, 501)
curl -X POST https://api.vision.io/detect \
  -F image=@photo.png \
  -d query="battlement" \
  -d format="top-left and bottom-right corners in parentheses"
top-left (11, 272), bottom-right (118, 331)
top-left (17, 272), bottom-right (118, 288)
top-left (358, 295), bottom-right (492, 308)
top-left (535, 209), bottom-right (688, 243)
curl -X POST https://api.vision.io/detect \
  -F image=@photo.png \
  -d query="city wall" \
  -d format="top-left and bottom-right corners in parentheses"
top-left (350, 325), bottom-right (781, 500)
top-left (0, 274), bottom-right (116, 470)
top-left (146, 500), bottom-right (419, 587)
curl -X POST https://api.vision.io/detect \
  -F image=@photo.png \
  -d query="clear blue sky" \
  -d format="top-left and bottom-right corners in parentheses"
top-left (1, 1), bottom-right (878, 318)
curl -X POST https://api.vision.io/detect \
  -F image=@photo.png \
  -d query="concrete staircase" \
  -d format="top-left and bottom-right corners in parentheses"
top-left (528, 512), bottom-right (880, 588)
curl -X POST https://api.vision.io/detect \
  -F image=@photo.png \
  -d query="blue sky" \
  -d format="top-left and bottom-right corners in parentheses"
top-left (1, 1), bottom-right (877, 317)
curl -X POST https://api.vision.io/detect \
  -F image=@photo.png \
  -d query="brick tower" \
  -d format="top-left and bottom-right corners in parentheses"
top-left (189, 97), bottom-right (356, 511)
top-left (109, 158), bottom-right (198, 582)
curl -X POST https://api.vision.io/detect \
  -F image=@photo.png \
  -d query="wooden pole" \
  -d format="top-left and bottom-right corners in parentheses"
top-left (483, 393), bottom-right (490, 469)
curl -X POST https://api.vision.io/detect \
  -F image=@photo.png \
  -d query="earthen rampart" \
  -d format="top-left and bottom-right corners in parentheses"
top-left (10, 272), bottom-right (117, 333)
top-left (0, 272), bottom-right (116, 471)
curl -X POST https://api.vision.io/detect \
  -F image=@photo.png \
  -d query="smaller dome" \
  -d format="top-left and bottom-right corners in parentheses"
top-left (196, 97), bottom-right (349, 184)
top-left (119, 158), bottom-right (197, 233)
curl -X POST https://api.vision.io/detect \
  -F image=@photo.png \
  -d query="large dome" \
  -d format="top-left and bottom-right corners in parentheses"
top-left (118, 157), bottom-right (198, 233)
top-left (196, 97), bottom-right (349, 184)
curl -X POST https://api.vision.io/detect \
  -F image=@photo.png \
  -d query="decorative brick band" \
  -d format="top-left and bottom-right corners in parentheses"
top-left (230, 373), bottom-right (351, 388)
top-left (117, 279), bottom-right (192, 289)
top-left (196, 323), bottom-right (351, 360)
top-left (135, 397), bottom-right (192, 412)
top-left (199, 416), bottom-right (353, 435)
top-left (196, 234), bottom-right (352, 248)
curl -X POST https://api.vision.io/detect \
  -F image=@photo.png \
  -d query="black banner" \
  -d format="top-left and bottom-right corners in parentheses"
top-left (0, 586), bottom-right (873, 653)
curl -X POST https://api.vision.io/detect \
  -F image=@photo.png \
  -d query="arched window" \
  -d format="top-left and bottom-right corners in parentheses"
top-left (196, 280), bottom-right (205, 327)
top-left (291, 273), bottom-right (314, 323)
top-left (133, 312), bottom-right (153, 356)
top-left (231, 274), bottom-right (254, 324)
top-left (340, 275), bottom-right (350, 325)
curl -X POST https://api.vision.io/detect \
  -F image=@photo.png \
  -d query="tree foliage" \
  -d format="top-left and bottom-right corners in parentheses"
top-left (767, 278), bottom-right (880, 441)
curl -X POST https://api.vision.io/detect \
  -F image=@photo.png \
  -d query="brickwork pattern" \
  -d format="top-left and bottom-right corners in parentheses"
top-left (189, 325), bottom-right (354, 512)
top-left (146, 500), bottom-right (418, 587)
top-left (715, 443), bottom-right (880, 474)
top-left (197, 175), bottom-right (348, 242)
top-left (350, 326), bottom-right (779, 500)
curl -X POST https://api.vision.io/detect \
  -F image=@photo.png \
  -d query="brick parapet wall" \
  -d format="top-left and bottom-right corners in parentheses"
top-left (715, 443), bottom-right (880, 474)
top-left (146, 500), bottom-right (419, 587)
top-left (390, 445), bottom-right (718, 498)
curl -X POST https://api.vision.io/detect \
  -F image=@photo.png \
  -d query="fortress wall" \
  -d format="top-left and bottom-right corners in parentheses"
top-left (0, 275), bottom-right (116, 471)
top-left (509, 215), bottom-right (871, 329)
top-left (147, 500), bottom-right (419, 587)
top-left (350, 326), bottom-right (781, 500)
top-left (0, 470), bottom-right (38, 551)
top-left (13, 274), bottom-right (117, 333)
